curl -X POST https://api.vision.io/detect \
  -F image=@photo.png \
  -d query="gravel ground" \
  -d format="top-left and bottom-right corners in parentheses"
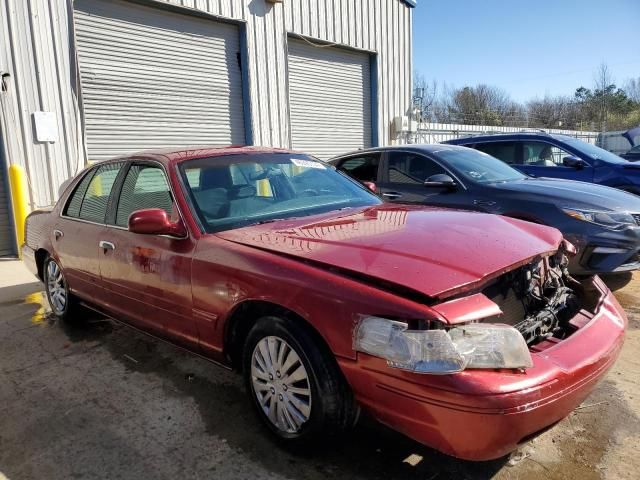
top-left (0, 260), bottom-right (638, 480)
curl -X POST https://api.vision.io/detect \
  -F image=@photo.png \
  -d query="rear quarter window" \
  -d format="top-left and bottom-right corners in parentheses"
top-left (475, 142), bottom-right (519, 164)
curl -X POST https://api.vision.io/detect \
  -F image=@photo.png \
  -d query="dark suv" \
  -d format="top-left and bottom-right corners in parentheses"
top-left (444, 132), bottom-right (640, 194)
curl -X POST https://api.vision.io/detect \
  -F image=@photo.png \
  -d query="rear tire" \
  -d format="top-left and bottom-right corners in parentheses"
top-left (242, 315), bottom-right (358, 445)
top-left (43, 256), bottom-right (83, 323)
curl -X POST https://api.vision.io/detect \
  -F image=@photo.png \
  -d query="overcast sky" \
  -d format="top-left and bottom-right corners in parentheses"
top-left (412, 0), bottom-right (640, 102)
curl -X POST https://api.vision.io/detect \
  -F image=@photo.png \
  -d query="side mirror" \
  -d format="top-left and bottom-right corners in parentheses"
top-left (424, 174), bottom-right (457, 189)
top-left (563, 156), bottom-right (585, 169)
top-left (362, 181), bottom-right (377, 193)
top-left (128, 208), bottom-right (187, 238)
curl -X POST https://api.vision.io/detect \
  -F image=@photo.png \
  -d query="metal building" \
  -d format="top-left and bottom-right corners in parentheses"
top-left (0, 0), bottom-right (415, 256)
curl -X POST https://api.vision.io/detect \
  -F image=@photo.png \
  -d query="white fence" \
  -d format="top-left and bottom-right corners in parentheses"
top-left (400, 123), bottom-right (599, 145)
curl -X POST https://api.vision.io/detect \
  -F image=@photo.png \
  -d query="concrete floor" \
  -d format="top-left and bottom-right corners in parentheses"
top-left (0, 259), bottom-right (638, 480)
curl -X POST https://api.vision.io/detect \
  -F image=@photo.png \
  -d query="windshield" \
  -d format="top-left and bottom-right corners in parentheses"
top-left (179, 153), bottom-right (381, 233)
top-left (433, 148), bottom-right (527, 184)
top-left (561, 137), bottom-right (630, 164)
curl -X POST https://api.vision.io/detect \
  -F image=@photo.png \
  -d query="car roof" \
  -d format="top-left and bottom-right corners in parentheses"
top-left (329, 143), bottom-right (470, 161)
top-left (443, 132), bottom-right (575, 145)
top-left (94, 145), bottom-right (297, 167)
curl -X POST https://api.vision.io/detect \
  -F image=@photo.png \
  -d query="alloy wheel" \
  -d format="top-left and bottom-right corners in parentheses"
top-left (250, 336), bottom-right (312, 434)
top-left (46, 260), bottom-right (67, 315)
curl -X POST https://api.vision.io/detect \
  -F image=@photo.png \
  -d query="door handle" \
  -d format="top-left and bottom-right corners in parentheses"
top-left (99, 241), bottom-right (116, 251)
top-left (53, 229), bottom-right (63, 240)
top-left (382, 192), bottom-right (403, 199)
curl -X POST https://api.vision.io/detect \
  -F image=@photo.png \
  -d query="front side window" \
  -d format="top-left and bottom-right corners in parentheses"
top-left (387, 152), bottom-right (446, 184)
top-left (563, 136), bottom-right (627, 164)
top-left (180, 153), bottom-right (380, 233)
top-left (338, 155), bottom-right (380, 182)
top-left (65, 163), bottom-right (122, 223)
top-left (115, 164), bottom-right (174, 227)
top-left (433, 148), bottom-right (526, 184)
top-left (522, 142), bottom-right (573, 167)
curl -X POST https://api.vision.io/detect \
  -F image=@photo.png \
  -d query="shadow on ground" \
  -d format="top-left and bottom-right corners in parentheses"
top-left (61, 315), bottom-right (509, 480)
top-left (600, 272), bottom-right (634, 292)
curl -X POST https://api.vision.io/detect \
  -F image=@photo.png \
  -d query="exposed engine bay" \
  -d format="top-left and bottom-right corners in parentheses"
top-left (481, 250), bottom-right (583, 346)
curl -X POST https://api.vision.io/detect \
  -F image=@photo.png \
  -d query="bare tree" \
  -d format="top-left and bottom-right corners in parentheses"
top-left (594, 63), bottom-right (613, 131)
top-left (527, 95), bottom-right (576, 129)
top-left (434, 84), bottom-right (523, 126)
top-left (412, 73), bottom-right (438, 122)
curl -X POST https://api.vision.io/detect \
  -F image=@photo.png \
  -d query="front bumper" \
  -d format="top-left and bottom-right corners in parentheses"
top-left (565, 227), bottom-right (640, 274)
top-left (339, 277), bottom-right (626, 461)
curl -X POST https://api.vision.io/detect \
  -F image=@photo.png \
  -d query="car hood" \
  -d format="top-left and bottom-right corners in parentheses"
top-left (216, 205), bottom-right (562, 300)
top-left (491, 177), bottom-right (640, 210)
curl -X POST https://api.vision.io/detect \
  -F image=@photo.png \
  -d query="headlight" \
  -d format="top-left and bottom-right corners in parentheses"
top-left (562, 208), bottom-right (636, 230)
top-left (354, 317), bottom-right (533, 374)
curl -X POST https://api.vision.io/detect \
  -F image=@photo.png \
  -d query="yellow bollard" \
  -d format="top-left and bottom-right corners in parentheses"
top-left (8, 164), bottom-right (30, 255)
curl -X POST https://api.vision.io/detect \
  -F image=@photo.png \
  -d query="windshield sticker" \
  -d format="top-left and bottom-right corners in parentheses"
top-left (291, 158), bottom-right (326, 169)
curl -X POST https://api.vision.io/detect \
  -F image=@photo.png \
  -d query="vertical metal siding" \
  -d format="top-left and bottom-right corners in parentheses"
top-left (163, 0), bottom-right (413, 148)
top-left (0, 0), bottom-right (83, 209)
top-left (1, 0), bottom-right (412, 214)
top-left (74, 0), bottom-right (246, 161)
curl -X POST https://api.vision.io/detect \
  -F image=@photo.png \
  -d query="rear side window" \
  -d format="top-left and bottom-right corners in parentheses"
top-left (79, 163), bottom-right (122, 222)
top-left (64, 163), bottom-right (122, 222)
top-left (474, 142), bottom-right (518, 164)
top-left (64, 170), bottom-right (95, 218)
top-left (338, 155), bottom-right (379, 182)
top-left (115, 165), bottom-right (173, 227)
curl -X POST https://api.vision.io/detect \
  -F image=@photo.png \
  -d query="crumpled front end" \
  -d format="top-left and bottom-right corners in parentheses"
top-left (341, 245), bottom-right (627, 460)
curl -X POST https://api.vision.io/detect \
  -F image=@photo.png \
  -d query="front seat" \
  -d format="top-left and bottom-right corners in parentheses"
top-left (194, 167), bottom-right (233, 219)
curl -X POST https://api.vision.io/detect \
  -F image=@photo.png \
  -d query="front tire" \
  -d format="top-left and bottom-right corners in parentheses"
top-left (44, 257), bottom-right (82, 322)
top-left (242, 315), bottom-right (358, 444)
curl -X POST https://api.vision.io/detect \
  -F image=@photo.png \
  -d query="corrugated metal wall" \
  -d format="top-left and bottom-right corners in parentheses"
top-left (0, 0), bottom-right (84, 209)
top-left (0, 0), bottom-right (413, 214)
top-left (160, 0), bottom-right (414, 150)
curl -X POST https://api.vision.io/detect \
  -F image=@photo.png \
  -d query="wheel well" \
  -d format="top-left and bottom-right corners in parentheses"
top-left (224, 300), bottom-right (328, 372)
top-left (35, 248), bottom-right (49, 281)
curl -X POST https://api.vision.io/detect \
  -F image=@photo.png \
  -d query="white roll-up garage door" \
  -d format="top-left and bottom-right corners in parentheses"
top-left (0, 160), bottom-right (14, 256)
top-left (287, 38), bottom-right (372, 160)
top-left (74, 0), bottom-right (246, 162)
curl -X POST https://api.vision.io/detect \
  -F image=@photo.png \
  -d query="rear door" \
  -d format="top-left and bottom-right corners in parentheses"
top-left (98, 161), bottom-right (197, 345)
top-left (54, 162), bottom-right (123, 302)
top-left (377, 151), bottom-right (468, 206)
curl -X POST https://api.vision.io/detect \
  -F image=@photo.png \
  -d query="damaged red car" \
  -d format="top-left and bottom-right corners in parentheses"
top-left (22, 147), bottom-right (626, 461)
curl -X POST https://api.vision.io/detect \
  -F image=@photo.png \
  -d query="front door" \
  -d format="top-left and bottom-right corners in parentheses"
top-left (515, 141), bottom-right (595, 182)
top-left (98, 162), bottom-right (197, 346)
top-left (377, 151), bottom-right (466, 207)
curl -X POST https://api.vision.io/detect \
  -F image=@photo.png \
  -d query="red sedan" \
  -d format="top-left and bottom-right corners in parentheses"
top-left (22, 147), bottom-right (626, 461)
